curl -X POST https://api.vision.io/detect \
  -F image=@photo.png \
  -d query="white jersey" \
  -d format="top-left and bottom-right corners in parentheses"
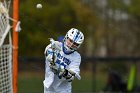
top-left (43, 41), bottom-right (81, 92)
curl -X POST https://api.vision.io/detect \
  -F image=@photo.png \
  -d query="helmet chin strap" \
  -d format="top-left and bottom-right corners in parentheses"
top-left (62, 43), bottom-right (75, 55)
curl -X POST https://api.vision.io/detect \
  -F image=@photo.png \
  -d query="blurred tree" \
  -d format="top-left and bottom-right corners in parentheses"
top-left (106, 0), bottom-right (140, 56)
top-left (18, 0), bottom-right (140, 57)
top-left (19, 0), bottom-right (97, 56)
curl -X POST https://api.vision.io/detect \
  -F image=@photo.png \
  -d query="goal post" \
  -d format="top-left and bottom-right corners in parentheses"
top-left (12, 0), bottom-right (19, 93)
top-left (0, 0), bottom-right (19, 93)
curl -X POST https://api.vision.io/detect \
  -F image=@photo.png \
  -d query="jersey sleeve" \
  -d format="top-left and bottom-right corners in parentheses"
top-left (44, 44), bottom-right (52, 56)
top-left (68, 53), bottom-right (81, 80)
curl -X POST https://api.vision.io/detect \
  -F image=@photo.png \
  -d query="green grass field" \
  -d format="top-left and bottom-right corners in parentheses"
top-left (18, 72), bottom-right (44, 93)
top-left (18, 71), bottom-right (93, 93)
top-left (17, 71), bottom-right (110, 93)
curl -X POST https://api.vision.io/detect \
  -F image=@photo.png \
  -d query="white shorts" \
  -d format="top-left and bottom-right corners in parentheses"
top-left (44, 84), bottom-right (71, 93)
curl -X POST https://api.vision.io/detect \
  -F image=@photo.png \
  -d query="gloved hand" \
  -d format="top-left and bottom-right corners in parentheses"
top-left (65, 75), bottom-right (74, 82)
top-left (59, 69), bottom-right (75, 82)
top-left (45, 48), bottom-right (58, 74)
top-left (49, 64), bottom-right (58, 74)
top-left (46, 53), bottom-right (57, 63)
top-left (49, 38), bottom-right (61, 51)
top-left (58, 65), bottom-right (66, 79)
top-left (57, 64), bottom-right (75, 82)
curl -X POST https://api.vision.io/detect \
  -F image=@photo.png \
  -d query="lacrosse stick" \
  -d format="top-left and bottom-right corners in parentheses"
top-left (49, 38), bottom-right (56, 66)
top-left (48, 38), bottom-right (61, 73)
top-left (69, 70), bottom-right (81, 80)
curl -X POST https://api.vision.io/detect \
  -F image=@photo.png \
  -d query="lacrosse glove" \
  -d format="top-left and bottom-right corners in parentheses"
top-left (46, 48), bottom-right (58, 73)
top-left (57, 65), bottom-right (75, 82)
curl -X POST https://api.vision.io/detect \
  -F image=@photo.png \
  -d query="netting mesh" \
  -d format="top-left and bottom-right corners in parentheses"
top-left (0, 0), bottom-right (11, 47)
top-left (0, 44), bottom-right (12, 93)
top-left (0, 0), bottom-right (13, 93)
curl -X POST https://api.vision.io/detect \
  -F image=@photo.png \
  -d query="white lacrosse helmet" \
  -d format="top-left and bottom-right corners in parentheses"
top-left (63, 28), bottom-right (84, 54)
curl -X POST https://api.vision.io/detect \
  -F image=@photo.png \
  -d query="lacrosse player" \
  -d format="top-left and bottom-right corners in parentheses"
top-left (43, 28), bottom-right (84, 93)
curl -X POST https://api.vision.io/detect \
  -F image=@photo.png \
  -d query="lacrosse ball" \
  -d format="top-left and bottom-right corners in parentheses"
top-left (36, 4), bottom-right (42, 9)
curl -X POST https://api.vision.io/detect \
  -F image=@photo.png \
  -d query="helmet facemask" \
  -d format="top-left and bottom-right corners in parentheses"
top-left (64, 37), bottom-right (80, 51)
